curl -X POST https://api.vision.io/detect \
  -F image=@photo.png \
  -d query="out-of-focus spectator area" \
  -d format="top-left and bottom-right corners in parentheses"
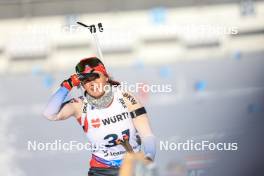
top-left (0, 1), bottom-right (264, 73)
top-left (0, 1), bottom-right (264, 176)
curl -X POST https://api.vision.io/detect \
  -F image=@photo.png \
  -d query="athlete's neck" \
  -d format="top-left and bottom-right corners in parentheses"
top-left (85, 85), bottom-right (114, 109)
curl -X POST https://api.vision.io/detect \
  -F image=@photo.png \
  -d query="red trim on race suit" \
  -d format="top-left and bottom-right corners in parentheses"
top-left (90, 156), bottom-right (111, 168)
top-left (76, 116), bottom-right (89, 133)
top-left (84, 117), bottom-right (89, 133)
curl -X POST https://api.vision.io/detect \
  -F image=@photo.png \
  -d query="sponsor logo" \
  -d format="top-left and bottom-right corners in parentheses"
top-left (119, 98), bottom-right (127, 108)
top-left (83, 102), bottom-right (87, 113)
top-left (123, 93), bottom-right (137, 105)
top-left (91, 118), bottom-right (101, 128)
top-left (101, 112), bottom-right (130, 126)
top-left (102, 145), bottom-right (139, 157)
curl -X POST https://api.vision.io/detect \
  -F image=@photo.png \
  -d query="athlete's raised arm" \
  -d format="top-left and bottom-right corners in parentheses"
top-left (43, 74), bottom-right (81, 121)
top-left (122, 91), bottom-right (156, 161)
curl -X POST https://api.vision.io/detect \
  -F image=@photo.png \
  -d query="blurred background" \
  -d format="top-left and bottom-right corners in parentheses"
top-left (0, 0), bottom-right (264, 176)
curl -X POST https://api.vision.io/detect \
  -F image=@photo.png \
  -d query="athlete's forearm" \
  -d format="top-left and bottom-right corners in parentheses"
top-left (43, 86), bottom-right (69, 120)
top-left (130, 109), bottom-right (156, 160)
top-left (142, 135), bottom-right (156, 161)
top-left (43, 74), bottom-right (80, 120)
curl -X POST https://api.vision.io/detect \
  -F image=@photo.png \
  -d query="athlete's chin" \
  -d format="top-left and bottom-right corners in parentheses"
top-left (87, 91), bottom-right (105, 98)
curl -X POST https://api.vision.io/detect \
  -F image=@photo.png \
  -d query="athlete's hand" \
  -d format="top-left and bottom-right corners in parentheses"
top-left (61, 74), bottom-right (81, 91)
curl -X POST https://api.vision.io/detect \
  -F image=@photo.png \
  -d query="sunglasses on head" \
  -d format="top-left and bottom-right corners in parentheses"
top-left (78, 72), bottom-right (100, 83)
top-left (75, 57), bottom-right (104, 74)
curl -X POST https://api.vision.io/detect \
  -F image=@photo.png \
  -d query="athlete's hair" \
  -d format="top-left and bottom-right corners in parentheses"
top-left (108, 78), bottom-right (120, 86)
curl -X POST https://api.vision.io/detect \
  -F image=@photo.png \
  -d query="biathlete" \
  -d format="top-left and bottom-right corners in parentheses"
top-left (43, 57), bottom-right (156, 176)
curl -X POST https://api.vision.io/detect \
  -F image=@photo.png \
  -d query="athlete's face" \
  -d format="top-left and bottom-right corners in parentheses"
top-left (82, 71), bottom-right (109, 98)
